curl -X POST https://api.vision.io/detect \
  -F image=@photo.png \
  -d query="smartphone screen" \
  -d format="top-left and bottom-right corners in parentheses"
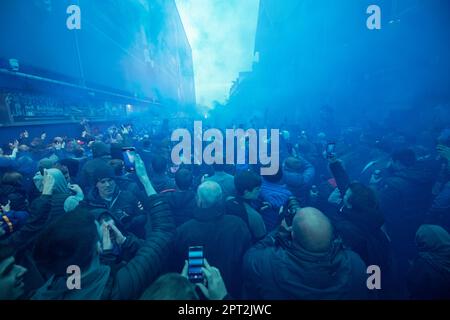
top-left (188, 246), bottom-right (204, 283)
top-left (122, 147), bottom-right (136, 173)
top-left (326, 142), bottom-right (336, 158)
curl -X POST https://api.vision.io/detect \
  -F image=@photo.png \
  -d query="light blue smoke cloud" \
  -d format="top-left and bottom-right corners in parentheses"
top-left (175, 0), bottom-right (260, 107)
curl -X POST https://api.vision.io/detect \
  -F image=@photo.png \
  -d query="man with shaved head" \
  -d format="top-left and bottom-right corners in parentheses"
top-left (171, 181), bottom-right (251, 298)
top-left (291, 207), bottom-right (334, 252)
top-left (243, 207), bottom-right (369, 299)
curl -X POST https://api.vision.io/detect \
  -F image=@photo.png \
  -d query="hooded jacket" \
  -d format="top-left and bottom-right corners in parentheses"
top-left (243, 234), bottom-right (369, 300)
top-left (407, 224), bottom-right (450, 299)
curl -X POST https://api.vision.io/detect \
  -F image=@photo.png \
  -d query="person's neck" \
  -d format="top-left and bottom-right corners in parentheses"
top-left (100, 190), bottom-right (115, 201)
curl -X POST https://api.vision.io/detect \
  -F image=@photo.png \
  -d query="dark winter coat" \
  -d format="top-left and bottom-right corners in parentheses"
top-left (377, 161), bottom-right (436, 261)
top-left (171, 205), bottom-right (252, 298)
top-left (32, 194), bottom-right (175, 300)
top-left (243, 232), bottom-right (369, 300)
top-left (165, 189), bottom-right (197, 227)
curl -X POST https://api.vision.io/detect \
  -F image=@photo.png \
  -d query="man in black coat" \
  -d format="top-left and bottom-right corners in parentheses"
top-left (84, 165), bottom-right (146, 238)
top-left (243, 207), bottom-right (369, 300)
top-left (171, 180), bottom-right (251, 298)
top-left (377, 149), bottom-right (436, 278)
top-left (165, 168), bottom-right (196, 227)
top-left (328, 158), bottom-right (397, 298)
top-left (150, 155), bottom-right (176, 193)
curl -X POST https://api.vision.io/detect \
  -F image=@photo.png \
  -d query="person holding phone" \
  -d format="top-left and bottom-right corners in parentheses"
top-left (84, 165), bottom-right (147, 238)
top-left (325, 142), bottom-right (336, 159)
top-left (187, 246), bottom-right (204, 283)
top-left (122, 147), bottom-right (136, 173)
top-left (171, 181), bottom-right (251, 298)
top-left (140, 259), bottom-right (228, 300)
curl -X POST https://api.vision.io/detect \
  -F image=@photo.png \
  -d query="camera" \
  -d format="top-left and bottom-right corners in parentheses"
top-left (280, 196), bottom-right (302, 227)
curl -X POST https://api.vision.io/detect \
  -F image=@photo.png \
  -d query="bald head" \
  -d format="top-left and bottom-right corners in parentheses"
top-left (291, 207), bottom-right (333, 253)
top-left (197, 181), bottom-right (223, 208)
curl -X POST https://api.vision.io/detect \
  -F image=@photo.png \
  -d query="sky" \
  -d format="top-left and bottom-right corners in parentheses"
top-left (175, 0), bottom-right (260, 108)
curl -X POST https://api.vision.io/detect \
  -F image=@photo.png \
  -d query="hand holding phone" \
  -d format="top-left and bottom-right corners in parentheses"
top-left (326, 142), bottom-right (336, 158)
top-left (122, 147), bottom-right (136, 173)
top-left (195, 259), bottom-right (228, 300)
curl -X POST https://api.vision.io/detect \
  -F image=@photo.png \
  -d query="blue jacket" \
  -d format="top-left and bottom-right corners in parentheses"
top-left (259, 181), bottom-right (292, 231)
top-left (283, 156), bottom-right (315, 199)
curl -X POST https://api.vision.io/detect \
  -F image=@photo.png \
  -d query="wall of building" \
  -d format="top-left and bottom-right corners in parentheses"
top-left (228, 0), bottom-right (450, 129)
top-left (0, 0), bottom-right (195, 127)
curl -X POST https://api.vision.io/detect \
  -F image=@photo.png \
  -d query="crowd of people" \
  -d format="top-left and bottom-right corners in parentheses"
top-left (0, 118), bottom-right (449, 300)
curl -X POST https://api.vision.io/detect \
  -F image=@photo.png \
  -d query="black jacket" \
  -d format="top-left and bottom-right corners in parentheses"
top-left (426, 181), bottom-right (450, 232)
top-left (85, 186), bottom-right (146, 238)
top-left (407, 257), bottom-right (450, 299)
top-left (171, 205), bottom-right (252, 298)
top-left (2, 193), bottom-right (69, 252)
top-left (32, 194), bottom-right (175, 300)
top-left (151, 173), bottom-right (176, 193)
top-left (243, 230), bottom-right (369, 300)
top-left (377, 162), bottom-right (435, 259)
top-left (406, 224), bottom-right (450, 299)
top-left (165, 190), bottom-right (197, 227)
top-left (329, 162), bottom-right (394, 276)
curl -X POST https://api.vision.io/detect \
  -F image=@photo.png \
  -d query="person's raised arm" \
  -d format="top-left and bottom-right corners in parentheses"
top-left (327, 155), bottom-right (350, 196)
top-left (2, 171), bottom-right (54, 250)
top-left (135, 154), bottom-right (156, 197)
top-left (110, 193), bottom-right (175, 299)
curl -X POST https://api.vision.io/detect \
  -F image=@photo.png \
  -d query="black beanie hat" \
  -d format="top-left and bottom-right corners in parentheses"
top-left (94, 165), bottom-right (115, 183)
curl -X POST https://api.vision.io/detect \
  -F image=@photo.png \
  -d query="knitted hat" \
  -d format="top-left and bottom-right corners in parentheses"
top-left (93, 165), bottom-right (115, 183)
